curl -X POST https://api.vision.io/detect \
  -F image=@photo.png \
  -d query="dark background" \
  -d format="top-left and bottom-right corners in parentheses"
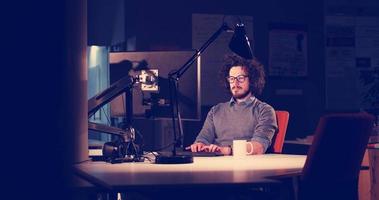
top-left (3, 0), bottom-right (378, 199)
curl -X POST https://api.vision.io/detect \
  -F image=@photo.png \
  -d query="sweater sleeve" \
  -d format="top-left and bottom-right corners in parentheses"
top-left (194, 106), bottom-right (217, 145)
top-left (250, 104), bottom-right (278, 152)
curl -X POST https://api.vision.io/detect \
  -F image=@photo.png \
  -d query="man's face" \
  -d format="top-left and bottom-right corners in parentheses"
top-left (228, 66), bottom-right (250, 99)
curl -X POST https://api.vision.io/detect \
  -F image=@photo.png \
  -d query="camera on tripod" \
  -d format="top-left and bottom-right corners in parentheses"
top-left (102, 127), bottom-right (144, 163)
top-left (88, 60), bottom-right (158, 164)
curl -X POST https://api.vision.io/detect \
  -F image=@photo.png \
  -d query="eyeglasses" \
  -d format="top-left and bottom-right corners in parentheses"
top-left (226, 75), bottom-right (249, 83)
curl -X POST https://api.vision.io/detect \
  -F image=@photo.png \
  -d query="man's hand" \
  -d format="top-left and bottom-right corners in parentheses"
top-left (185, 143), bottom-right (231, 155)
top-left (248, 141), bottom-right (264, 155)
top-left (185, 142), bottom-right (205, 152)
top-left (217, 146), bottom-right (232, 155)
top-left (201, 144), bottom-right (218, 152)
top-left (201, 144), bottom-right (232, 155)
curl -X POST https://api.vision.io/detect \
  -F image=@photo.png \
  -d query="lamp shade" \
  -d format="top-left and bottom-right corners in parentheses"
top-left (228, 23), bottom-right (253, 59)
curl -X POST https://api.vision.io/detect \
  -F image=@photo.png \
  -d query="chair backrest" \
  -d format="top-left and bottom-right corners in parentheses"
top-left (268, 110), bottom-right (289, 153)
top-left (300, 112), bottom-right (374, 199)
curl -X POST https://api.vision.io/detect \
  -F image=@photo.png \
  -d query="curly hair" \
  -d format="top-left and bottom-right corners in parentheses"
top-left (219, 54), bottom-right (266, 96)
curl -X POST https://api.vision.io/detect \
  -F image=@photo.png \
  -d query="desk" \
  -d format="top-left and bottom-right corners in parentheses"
top-left (74, 154), bottom-right (306, 192)
top-left (360, 147), bottom-right (379, 200)
top-left (368, 148), bottom-right (379, 200)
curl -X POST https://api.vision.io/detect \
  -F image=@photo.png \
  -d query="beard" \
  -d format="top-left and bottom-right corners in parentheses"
top-left (231, 86), bottom-right (251, 99)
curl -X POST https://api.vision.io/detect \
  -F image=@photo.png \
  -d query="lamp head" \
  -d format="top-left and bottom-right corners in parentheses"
top-left (228, 23), bottom-right (253, 59)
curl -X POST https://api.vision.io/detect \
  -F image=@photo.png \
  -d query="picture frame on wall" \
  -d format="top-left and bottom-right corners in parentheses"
top-left (268, 23), bottom-right (308, 77)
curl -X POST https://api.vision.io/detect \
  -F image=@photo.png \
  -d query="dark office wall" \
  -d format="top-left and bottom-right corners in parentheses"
top-left (88, 0), bottom-right (125, 46)
top-left (89, 0), bottom-right (325, 140)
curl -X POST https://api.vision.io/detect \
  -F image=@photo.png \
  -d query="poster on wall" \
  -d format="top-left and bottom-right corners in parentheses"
top-left (324, 16), bottom-right (359, 110)
top-left (324, 0), bottom-right (379, 112)
top-left (355, 17), bottom-right (379, 109)
top-left (325, 15), bottom-right (379, 111)
top-left (268, 24), bottom-right (308, 77)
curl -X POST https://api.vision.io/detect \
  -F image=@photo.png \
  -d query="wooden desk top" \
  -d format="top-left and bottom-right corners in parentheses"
top-left (74, 154), bottom-right (306, 190)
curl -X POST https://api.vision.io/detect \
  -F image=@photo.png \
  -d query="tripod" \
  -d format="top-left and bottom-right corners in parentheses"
top-left (88, 74), bottom-right (144, 163)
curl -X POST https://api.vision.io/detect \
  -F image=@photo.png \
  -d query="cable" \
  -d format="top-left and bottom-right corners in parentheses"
top-left (142, 156), bottom-right (153, 162)
top-left (153, 141), bottom-right (176, 152)
top-left (121, 93), bottom-right (126, 118)
top-left (135, 129), bottom-right (144, 149)
top-left (237, 15), bottom-right (242, 24)
top-left (222, 15), bottom-right (226, 23)
top-left (142, 151), bottom-right (158, 159)
top-left (101, 107), bottom-right (111, 126)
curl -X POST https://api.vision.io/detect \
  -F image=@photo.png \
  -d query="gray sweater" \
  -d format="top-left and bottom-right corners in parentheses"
top-left (195, 96), bottom-right (278, 153)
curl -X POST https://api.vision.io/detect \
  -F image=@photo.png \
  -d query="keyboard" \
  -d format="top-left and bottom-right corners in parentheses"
top-left (176, 150), bottom-right (224, 157)
top-left (190, 151), bottom-right (224, 157)
top-left (156, 150), bottom-right (225, 157)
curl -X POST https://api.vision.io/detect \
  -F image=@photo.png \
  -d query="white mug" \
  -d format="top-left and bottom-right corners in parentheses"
top-left (233, 140), bottom-right (247, 158)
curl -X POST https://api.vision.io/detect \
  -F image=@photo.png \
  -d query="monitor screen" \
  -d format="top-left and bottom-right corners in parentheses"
top-left (109, 50), bottom-right (201, 121)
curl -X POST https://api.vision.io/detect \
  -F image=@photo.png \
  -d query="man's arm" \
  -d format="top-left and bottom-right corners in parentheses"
top-left (185, 107), bottom-right (217, 152)
top-left (194, 106), bottom-right (217, 145)
top-left (250, 104), bottom-right (278, 154)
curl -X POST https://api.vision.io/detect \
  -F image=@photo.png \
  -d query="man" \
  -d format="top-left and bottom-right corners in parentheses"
top-left (186, 54), bottom-right (277, 155)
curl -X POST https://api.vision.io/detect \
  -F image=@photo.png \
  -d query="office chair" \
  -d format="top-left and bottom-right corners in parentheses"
top-left (267, 110), bottom-right (289, 153)
top-left (297, 112), bottom-right (375, 200)
top-left (246, 111), bottom-right (289, 199)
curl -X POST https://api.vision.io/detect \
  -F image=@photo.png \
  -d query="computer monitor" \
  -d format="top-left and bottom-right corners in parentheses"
top-left (109, 50), bottom-right (201, 121)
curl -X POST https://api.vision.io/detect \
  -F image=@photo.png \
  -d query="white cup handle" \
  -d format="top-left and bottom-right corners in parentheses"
top-left (247, 142), bottom-right (254, 155)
